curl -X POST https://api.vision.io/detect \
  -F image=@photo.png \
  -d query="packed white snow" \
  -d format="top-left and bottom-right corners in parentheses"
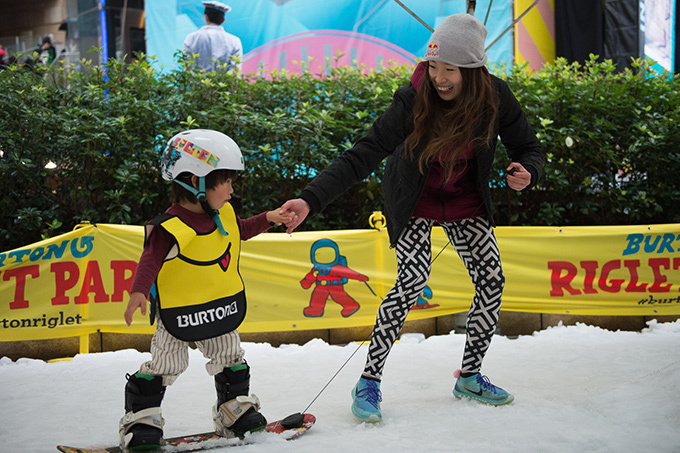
top-left (2, 320), bottom-right (680, 452)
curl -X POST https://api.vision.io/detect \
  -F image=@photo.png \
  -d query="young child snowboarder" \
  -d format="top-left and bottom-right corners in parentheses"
top-left (120, 129), bottom-right (293, 450)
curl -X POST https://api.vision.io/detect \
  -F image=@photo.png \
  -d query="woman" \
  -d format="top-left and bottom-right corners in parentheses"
top-left (281, 13), bottom-right (543, 421)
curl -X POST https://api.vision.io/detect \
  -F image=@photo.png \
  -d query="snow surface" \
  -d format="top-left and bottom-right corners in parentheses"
top-left (2, 320), bottom-right (680, 453)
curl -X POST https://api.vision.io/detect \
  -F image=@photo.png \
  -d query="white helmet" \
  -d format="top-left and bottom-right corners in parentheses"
top-left (161, 129), bottom-right (244, 181)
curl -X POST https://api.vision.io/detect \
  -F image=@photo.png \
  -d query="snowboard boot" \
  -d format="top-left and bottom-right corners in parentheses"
top-left (212, 363), bottom-right (267, 438)
top-left (119, 373), bottom-right (166, 450)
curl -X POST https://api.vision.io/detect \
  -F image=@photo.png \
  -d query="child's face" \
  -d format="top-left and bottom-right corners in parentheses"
top-left (205, 178), bottom-right (234, 210)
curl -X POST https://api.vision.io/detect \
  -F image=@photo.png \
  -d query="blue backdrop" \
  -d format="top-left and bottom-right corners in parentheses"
top-left (145, 0), bottom-right (514, 72)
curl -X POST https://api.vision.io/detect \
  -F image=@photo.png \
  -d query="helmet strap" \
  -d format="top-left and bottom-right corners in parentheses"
top-left (173, 176), bottom-right (229, 236)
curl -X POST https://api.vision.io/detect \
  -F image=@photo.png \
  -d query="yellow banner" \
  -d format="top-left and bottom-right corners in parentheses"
top-left (1, 221), bottom-right (679, 341)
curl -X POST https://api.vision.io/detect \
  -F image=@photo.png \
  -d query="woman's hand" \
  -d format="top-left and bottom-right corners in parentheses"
top-left (279, 198), bottom-right (310, 234)
top-left (506, 163), bottom-right (531, 191)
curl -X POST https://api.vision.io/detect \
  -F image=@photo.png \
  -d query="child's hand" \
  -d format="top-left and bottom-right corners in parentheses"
top-left (267, 208), bottom-right (295, 226)
top-left (124, 292), bottom-right (148, 326)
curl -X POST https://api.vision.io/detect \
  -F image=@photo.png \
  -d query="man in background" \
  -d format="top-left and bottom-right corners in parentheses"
top-left (183, 1), bottom-right (243, 72)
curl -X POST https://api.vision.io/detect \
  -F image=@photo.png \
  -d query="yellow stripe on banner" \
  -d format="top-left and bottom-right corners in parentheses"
top-left (1, 220), bottom-right (679, 342)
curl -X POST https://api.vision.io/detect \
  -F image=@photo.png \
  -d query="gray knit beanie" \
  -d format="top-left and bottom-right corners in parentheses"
top-left (424, 14), bottom-right (487, 68)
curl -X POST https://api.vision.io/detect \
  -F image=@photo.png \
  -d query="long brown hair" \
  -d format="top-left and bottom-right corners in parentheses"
top-left (404, 65), bottom-right (498, 180)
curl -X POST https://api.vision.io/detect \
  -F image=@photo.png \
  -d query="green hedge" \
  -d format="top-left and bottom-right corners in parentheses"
top-left (1, 54), bottom-right (678, 252)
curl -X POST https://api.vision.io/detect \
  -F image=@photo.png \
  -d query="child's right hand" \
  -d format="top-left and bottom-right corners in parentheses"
top-left (124, 292), bottom-right (148, 326)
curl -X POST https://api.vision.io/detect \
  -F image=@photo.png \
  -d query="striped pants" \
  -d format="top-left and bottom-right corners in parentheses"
top-left (139, 319), bottom-right (245, 386)
top-left (363, 216), bottom-right (505, 379)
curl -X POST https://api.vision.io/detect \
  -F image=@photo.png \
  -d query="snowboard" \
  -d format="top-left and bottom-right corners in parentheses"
top-left (57, 413), bottom-right (315, 453)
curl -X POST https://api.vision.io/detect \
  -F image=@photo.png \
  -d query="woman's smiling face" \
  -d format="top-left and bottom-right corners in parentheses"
top-left (428, 60), bottom-right (463, 101)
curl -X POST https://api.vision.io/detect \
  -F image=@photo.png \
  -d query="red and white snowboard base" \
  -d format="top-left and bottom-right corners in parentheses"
top-left (57, 413), bottom-right (315, 453)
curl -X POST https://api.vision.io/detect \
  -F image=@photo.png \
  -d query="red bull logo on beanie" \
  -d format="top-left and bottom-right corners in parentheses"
top-left (425, 42), bottom-right (439, 58)
top-left (171, 137), bottom-right (220, 168)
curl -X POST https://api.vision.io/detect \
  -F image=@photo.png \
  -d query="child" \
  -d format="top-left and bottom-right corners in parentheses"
top-left (120, 129), bottom-right (292, 450)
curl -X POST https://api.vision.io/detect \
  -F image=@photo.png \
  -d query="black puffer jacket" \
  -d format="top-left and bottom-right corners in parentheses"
top-left (300, 73), bottom-right (543, 247)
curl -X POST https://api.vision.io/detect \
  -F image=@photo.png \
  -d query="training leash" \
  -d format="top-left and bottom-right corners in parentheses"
top-left (301, 240), bottom-right (451, 414)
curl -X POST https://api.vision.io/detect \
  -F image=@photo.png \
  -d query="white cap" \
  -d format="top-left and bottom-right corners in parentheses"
top-left (202, 1), bottom-right (231, 14)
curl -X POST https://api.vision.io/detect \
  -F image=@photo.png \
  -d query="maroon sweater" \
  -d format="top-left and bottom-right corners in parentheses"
top-left (409, 61), bottom-right (484, 222)
top-left (131, 203), bottom-right (271, 297)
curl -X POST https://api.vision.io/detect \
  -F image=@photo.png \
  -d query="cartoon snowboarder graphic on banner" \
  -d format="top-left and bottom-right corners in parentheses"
top-left (301, 238), bottom-right (368, 317)
top-left (412, 285), bottom-right (439, 309)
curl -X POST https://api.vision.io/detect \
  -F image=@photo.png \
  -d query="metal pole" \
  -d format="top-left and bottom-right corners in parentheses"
top-left (392, 0), bottom-right (434, 32)
top-left (119, 0), bottom-right (128, 60)
top-left (485, 0), bottom-right (540, 51)
top-left (484, 0), bottom-right (494, 25)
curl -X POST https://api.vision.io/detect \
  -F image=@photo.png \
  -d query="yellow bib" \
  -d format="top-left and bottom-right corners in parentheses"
top-left (150, 204), bottom-right (246, 341)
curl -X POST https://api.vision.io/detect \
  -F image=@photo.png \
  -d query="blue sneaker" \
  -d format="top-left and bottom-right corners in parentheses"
top-left (351, 377), bottom-right (382, 422)
top-left (453, 372), bottom-right (514, 405)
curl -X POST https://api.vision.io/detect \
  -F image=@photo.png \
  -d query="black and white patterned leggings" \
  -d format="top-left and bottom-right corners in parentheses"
top-left (363, 216), bottom-right (505, 379)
